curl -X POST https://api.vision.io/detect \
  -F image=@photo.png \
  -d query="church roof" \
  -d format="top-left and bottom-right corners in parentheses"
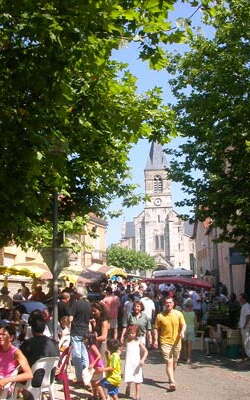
top-left (145, 141), bottom-right (167, 170)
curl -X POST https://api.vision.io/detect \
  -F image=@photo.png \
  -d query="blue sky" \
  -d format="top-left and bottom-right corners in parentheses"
top-left (107, 2), bottom-right (208, 245)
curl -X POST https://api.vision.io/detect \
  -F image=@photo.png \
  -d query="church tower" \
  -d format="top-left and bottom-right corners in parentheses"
top-left (123, 141), bottom-right (195, 272)
top-left (134, 142), bottom-right (173, 268)
top-left (144, 141), bottom-right (171, 209)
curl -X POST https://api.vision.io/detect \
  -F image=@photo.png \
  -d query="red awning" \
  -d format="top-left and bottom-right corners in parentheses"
top-left (143, 276), bottom-right (212, 290)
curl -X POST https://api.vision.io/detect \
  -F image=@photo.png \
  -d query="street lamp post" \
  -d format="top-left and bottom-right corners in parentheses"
top-left (52, 190), bottom-right (59, 341)
top-left (44, 141), bottom-right (68, 341)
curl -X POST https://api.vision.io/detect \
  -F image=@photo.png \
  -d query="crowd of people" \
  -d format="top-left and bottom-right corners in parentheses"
top-left (0, 277), bottom-right (249, 400)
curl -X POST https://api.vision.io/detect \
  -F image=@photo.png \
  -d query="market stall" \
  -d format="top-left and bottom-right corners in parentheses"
top-left (0, 262), bottom-right (52, 296)
top-left (0, 262), bottom-right (52, 281)
top-left (153, 268), bottom-right (193, 278)
top-left (76, 264), bottom-right (127, 285)
top-left (106, 266), bottom-right (127, 279)
top-left (60, 263), bottom-right (128, 286)
top-left (77, 268), bottom-right (106, 286)
top-left (57, 265), bottom-right (104, 286)
top-left (143, 276), bottom-right (212, 290)
top-left (11, 262), bottom-right (52, 280)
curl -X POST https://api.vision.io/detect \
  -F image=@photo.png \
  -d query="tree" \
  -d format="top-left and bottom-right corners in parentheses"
top-left (167, 0), bottom-right (250, 252)
top-left (1, 0), bottom-right (201, 248)
top-left (107, 245), bottom-right (156, 272)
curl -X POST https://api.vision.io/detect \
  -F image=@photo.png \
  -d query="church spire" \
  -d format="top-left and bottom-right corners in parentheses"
top-left (145, 141), bottom-right (167, 170)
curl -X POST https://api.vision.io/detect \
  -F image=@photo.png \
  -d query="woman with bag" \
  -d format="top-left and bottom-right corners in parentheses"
top-left (90, 303), bottom-right (110, 361)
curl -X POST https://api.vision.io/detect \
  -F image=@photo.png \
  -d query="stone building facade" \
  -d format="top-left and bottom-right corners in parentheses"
top-left (194, 219), bottom-right (249, 296)
top-left (0, 213), bottom-right (107, 282)
top-left (121, 142), bottom-right (195, 273)
top-left (67, 213), bottom-right (107, 272)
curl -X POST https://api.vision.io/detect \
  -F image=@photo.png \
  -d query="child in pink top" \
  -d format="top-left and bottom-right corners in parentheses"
top-left (86, 333), bottom-right (106, 400)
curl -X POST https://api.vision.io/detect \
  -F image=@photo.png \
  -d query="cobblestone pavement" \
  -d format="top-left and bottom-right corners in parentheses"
top-left (55, 350), bottom-right (250, 400)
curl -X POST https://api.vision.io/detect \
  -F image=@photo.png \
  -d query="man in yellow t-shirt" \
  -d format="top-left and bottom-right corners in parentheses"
top-left (153, 297), bottom-right (186, 392)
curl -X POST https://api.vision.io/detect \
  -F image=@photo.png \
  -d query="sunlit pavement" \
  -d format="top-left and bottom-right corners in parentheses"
top-left (54, 350), bottom-right (250, 400)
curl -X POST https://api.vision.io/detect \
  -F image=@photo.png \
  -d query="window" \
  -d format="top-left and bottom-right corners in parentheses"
top-left (158, 215), bottom-right (160, 222)
top-left (160, 235), bottom-right (165, 250)
top-left (154, 175), bottom-right (163, 193)
top-left (139, 228), bottom-right (143, 251)
top-left (155, 235), bottom-right (164, 250)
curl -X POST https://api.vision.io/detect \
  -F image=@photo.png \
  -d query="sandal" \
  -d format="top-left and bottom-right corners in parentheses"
top-left (125, 386), bottom-right (131, 397)
top-left (168, 382), bottom-right (176, 392)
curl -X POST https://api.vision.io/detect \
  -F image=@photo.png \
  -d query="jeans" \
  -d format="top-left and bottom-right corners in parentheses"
top-left (71, 335), bottom-right (89, 382)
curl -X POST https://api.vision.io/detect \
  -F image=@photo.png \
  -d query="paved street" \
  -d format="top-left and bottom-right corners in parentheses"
top-left (55, 350), bottom-right (250, 400)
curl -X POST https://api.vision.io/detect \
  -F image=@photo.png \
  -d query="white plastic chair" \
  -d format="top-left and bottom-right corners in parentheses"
top-left (12, 356), bottom-right (59, 400)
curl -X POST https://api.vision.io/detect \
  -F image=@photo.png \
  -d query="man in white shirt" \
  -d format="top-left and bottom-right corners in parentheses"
top-left (159, 283), bottom-right (167, 292)
top-left (168, 283), bottom-right (176, 292)
top-left (239, 293), bottom-right (250, 357)
top-left (141, 291), bottom-right (155, 323)
top-left (159, 283), bottom-right (175, 293)
top-left (123, 294), bottom-right (134, 320)
top-left (191, 290), bottom-right (202, 322)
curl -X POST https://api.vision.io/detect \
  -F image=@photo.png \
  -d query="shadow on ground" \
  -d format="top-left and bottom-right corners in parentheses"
top-left (61, 350), bottom-right (249, 400)
top-left (143, 377), bottom-right (168, 390)
top-left (190, 350), bottom-right (250, 373)
top-left (146, 348), bottom-right (250, 373)
top-left (145, 349), bottom-right (163, 364)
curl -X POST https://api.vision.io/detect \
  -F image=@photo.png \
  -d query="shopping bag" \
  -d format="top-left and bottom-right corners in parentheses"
top-left (244, 329), bottom-right (250, 357)
top-left (82, 366), bottom-right (94, 386)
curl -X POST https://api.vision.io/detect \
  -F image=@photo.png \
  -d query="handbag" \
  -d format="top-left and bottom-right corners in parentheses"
top-left (82, 366), bottom-right (95, 386)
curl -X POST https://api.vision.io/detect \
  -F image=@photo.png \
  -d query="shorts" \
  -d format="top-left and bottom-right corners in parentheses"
top-left (204, 337), bottom-right (217, 344)
top-left (110, 318), bottom-right (118, 329)
top-left (160, 342), bottom-right (181, 362)
top-left (184, 328), bottom-right (195, 342)
top-left (100, 379), bottom-right (119, 396)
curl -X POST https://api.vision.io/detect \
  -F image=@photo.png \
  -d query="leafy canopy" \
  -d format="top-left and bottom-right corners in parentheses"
top-left (167, 0), bottom-right (250, 252)
top-left (1, 0), bottom-right (195, 248)
top-left (107, 245), bottom-right (156, 272)
top-left (0, 0), bottom-right (217, 248)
